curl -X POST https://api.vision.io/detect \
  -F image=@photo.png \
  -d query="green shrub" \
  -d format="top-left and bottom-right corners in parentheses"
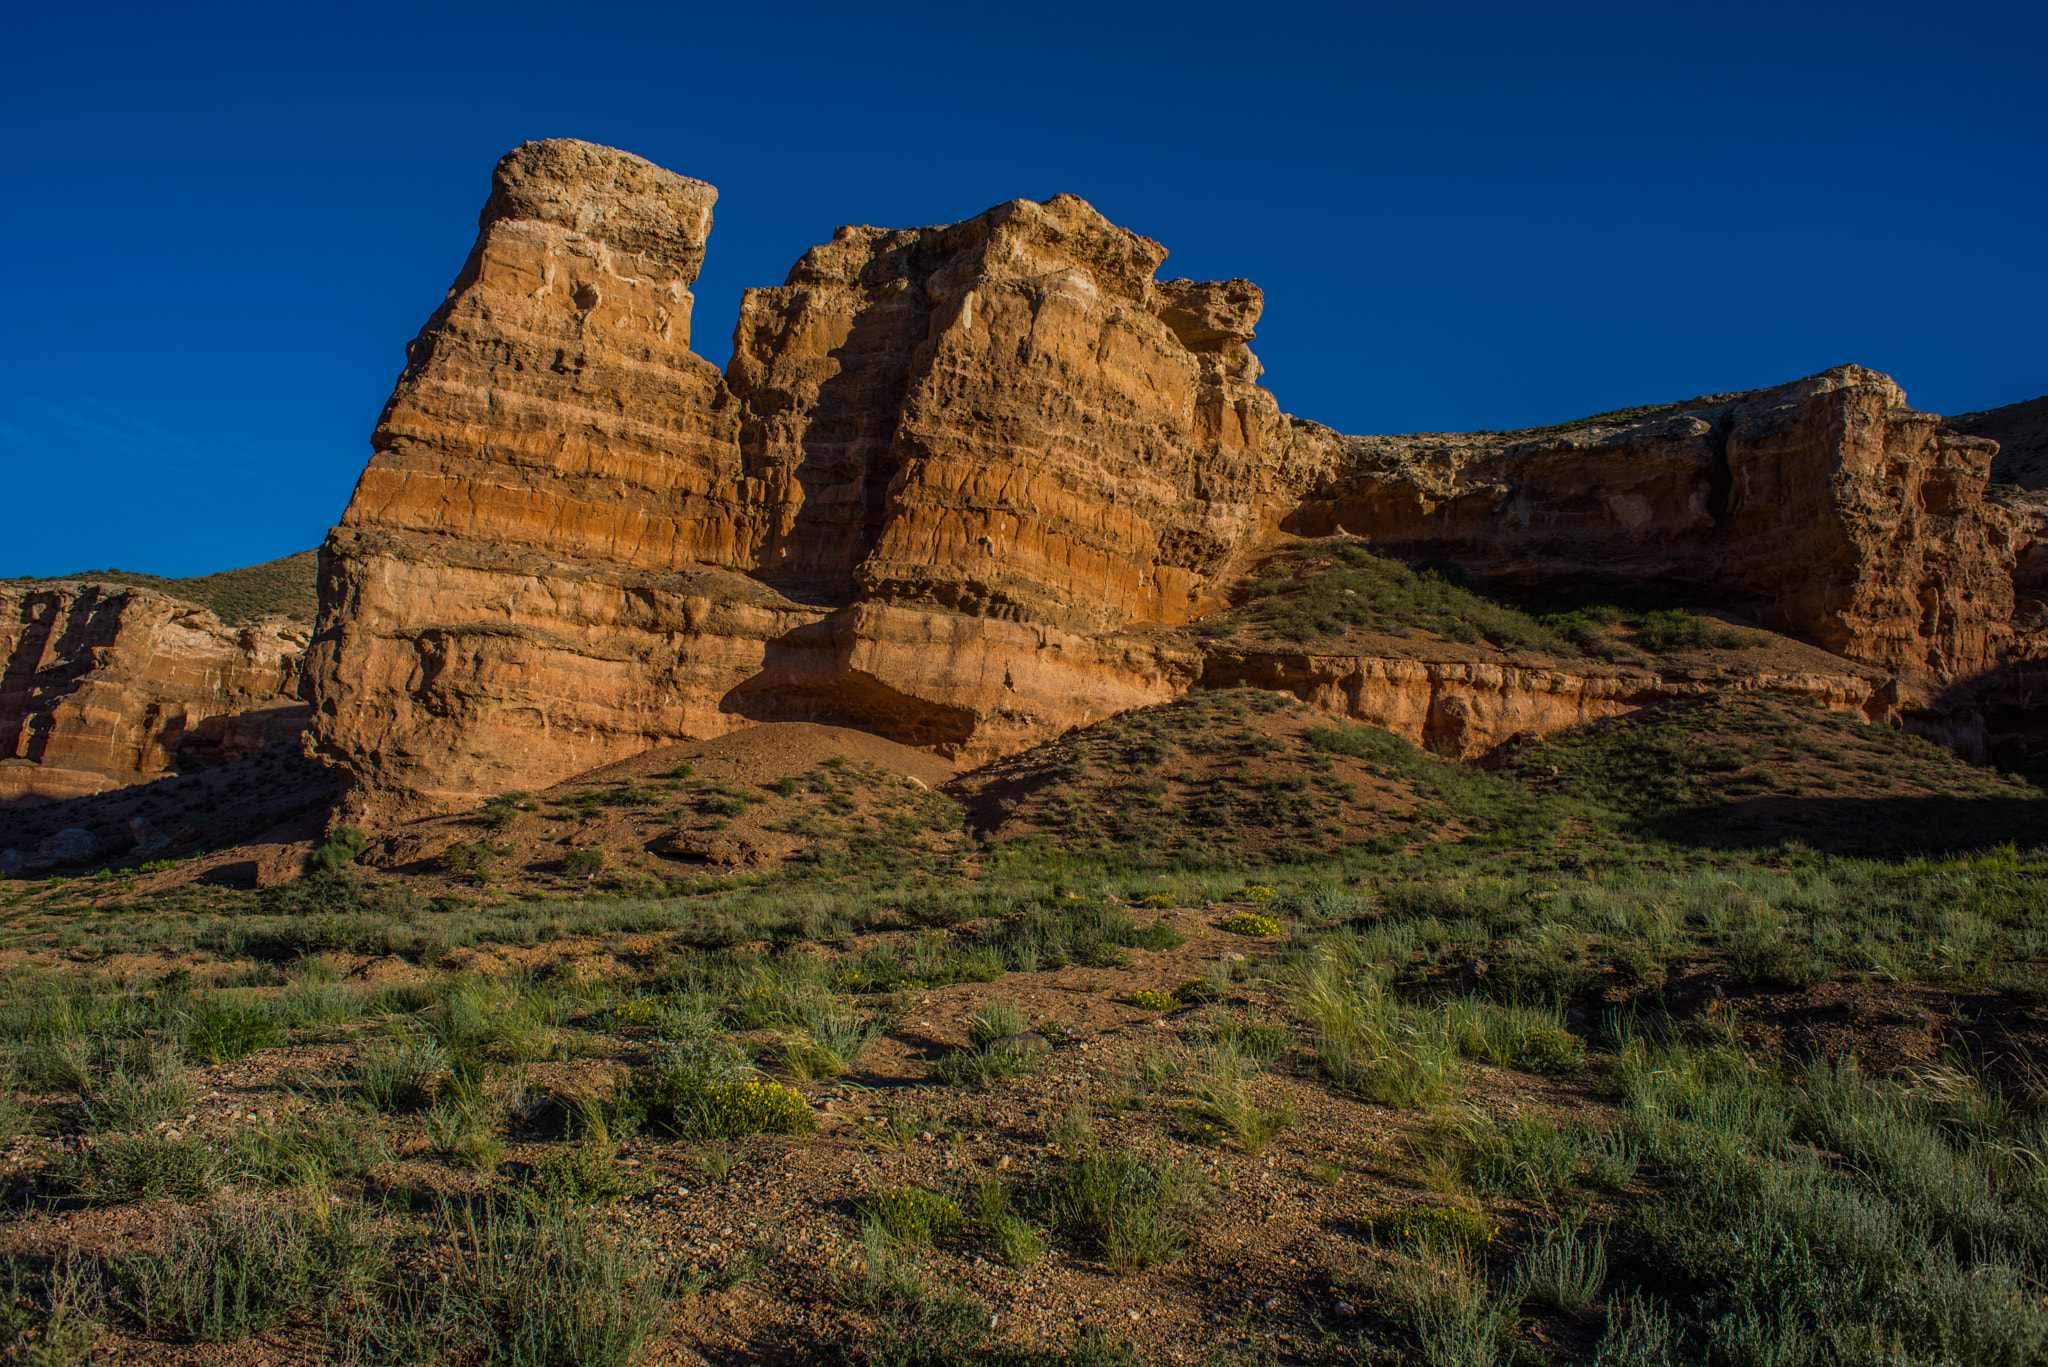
top-left (531, 1135), bottom-right (641, 1204)
top-left (561, 848), bottom-right (606, 878)
top-left (438, 842), bottom-right (501, 877)
top-left (611, 1052), bottom-right (812, 1141)
top-left (967, 1001), bottom-right (1026, 1049)
top-left (426, 1201), bottom-right (668, 1367)
top-left (187, 1007), bottom-right (278, 1064)
top-left (1511, 1219), bottom-right (1606, 1313)
top-left (308, 826), bottom-right (369, 875)
top-left (1364, 1202), bottom-right (1495, 1255)
top-left (1450, 999), bottom-right (1585, 1074)
top-left (112, 1203), bottom-right (365, 1341)
top-left (75, 1136), bottom-right (221, 1204)
top-left (864, 1187), bottom-right (965, 1244)
top-left (1127, 990), bottom-right (1178, 1011)
top-left (1039, 1139), bottom-right (1197, 1270)
top-left (354, 1034), bottom-right (445, 1113)
top-left (1220, 913), bottom-right (1280, 937)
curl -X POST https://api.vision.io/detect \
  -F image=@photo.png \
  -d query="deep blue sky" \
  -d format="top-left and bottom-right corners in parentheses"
top-left (5, 1), bottom-right (2044, 577)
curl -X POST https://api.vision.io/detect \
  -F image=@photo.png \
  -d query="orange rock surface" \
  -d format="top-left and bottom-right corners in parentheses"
top-left (305, 138), bottom-right (2045, 823)
top-left (1, 583), bottom-right (307, 803)
top-left (1286, 368), bottom-right (2018, 699)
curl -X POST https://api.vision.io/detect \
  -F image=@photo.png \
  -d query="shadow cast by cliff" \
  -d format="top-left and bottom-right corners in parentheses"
top-left (1640, 792), bottom-right (2046, 857)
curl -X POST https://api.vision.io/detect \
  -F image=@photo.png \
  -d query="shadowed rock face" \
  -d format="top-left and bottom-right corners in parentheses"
top-left (304, 137), bottom-right (2043, 824)
top-left (1, 584), bottom-right (307, 803)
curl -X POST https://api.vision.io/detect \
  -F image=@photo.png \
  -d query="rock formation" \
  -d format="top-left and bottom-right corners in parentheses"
top-left (1951, 395), bottom-right (2048, 489)
top-left (306, 137), bottom-right (2047, 823)
top-left (1, 582), bottom-right (309, 803)
top-left (1288, 368), bottom-right (2019, 700)
top-left (309, 142), bottom-right (1338, 820)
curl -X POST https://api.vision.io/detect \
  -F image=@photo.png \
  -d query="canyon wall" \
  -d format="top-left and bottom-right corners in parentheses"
top-left (300, 138), bottom-right (2044, 823)
top-left (1287, 368), bottom-right (2021, 700)
top-left (0, 583), bottom-right (307, 803)
top-left (309, 142), bottom-right (1338, 820)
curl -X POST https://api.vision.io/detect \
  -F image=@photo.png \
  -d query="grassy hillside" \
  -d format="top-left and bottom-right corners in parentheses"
top-left (2, 689), bottom-right (2045, 1365)
top-left (6, 549), bottom-right (318, 623)
top-left (1208, 539), bottom-right (1755, 660)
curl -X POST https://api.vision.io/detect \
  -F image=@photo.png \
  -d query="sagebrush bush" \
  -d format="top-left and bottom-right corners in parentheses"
top-left (1039, 1137), bottom-right (1197, 1271)
top-left (864, 1187), bottom-right (965, 1244)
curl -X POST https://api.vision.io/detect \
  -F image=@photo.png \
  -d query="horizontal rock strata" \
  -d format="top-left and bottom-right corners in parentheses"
top-left (306, 138), bottom-right (2046, 824)
top-left (1287, 368), bottom-right (2018, 699)
top-left (1, 583), bottom-right (307, 803)
top-left (1201, 647), bottom-right (1889, 759)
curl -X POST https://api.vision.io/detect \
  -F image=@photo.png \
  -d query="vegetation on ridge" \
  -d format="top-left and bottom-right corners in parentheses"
top-left (1209, 538), bottom-right (1756, 657)
top-left (4, 549), bottom-right (318, 623)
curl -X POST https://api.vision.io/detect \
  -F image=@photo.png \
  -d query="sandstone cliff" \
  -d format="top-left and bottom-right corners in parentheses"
top-left (307, 138), bottom-right (2044, 823)
top-left (1286, 368), bottom-right (2018, 701)
top-left (310, 142), bottom-right (1338, 820)
top-left (1, 582), bottom-right (308, 803)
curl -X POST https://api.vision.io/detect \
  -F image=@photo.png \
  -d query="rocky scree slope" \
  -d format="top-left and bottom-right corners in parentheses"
top-left (276, 138), bottom-right (2047, 822)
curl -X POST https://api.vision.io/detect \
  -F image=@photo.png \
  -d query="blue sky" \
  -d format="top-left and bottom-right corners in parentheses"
top-left (5, 0), bottom-right (2044, 577)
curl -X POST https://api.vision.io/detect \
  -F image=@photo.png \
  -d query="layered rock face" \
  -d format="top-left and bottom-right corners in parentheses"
top-left (1, 583), bottom-right (307, 803)
top-left (311, 142), bottom-right (1334, 820)
top-left (1202, 643), bottom-right (1888, 760)
top-left (310, 137), bottom-right (2040, 823)
top-left (1288, 368), bottom-right (2018, 699)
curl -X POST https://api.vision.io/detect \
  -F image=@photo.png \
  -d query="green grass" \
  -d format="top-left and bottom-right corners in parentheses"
top-left (1227, 541), bottom-right (1755, 656)
top-left (4, 671), bottom-right (2047, 1364)
top-left (6, 550), bottom-right (319, 623)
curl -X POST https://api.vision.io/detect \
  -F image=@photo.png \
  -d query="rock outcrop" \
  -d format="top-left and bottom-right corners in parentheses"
top-left (1952, 395), bottom-right (2048, 489)
top-left (310, 142), bottom-right (1335, 820)
top-left (1286, 368), bottom-right (2018, 701)
top-left (1, 582), bottom-right (309, 803)
top-left (307, 137), bottom-right (2046, 823)
top-left (1202, 642), bottom-right (1889, 760)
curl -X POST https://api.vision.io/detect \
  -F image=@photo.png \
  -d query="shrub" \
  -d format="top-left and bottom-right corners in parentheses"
top-left (1127, 990), bottom-right (1178, 1011)
top-left (1039, 1138), bottom-right (1197, 1270)
top-left (438, 842), bottom-right (501, 877)
top-left (1511, 1219), bottom-right (1606, 1314)
top-left (354, 1034), bottom-right (445, 1113)
top-left (308, 825), bottom-right (369, 875)
top-left (967, 1001), bottom-right (1026, 1049)
top-left (531, 1137), bottom-right (641, 1204)
top-left (187, 1007), bottom-right (278, 1064)
top-left (430, 1201), bottom-right (669, 1367)
top-left (1241, 886), bottom-right (1277, 903)
top-left (611, 1052), bottom-right (812, 1141)
top-left (1136, 893), bottom-right (1177, 909)
top-left (561, 848), bottom-right (606, 878)
top-left (1449, 999), bottom-right (1585, 1074)
top-left (75, 1136), bottom-right (221, 1204)
top-left (112, 1203), bottom-right (363, 1341)
top-left (1364, 1202), bottom-right (1495, 1255)
top-left (865, 1187), bottom-right (965, 1244)
top-left (1220, 913), bottom-right (1280, 937)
